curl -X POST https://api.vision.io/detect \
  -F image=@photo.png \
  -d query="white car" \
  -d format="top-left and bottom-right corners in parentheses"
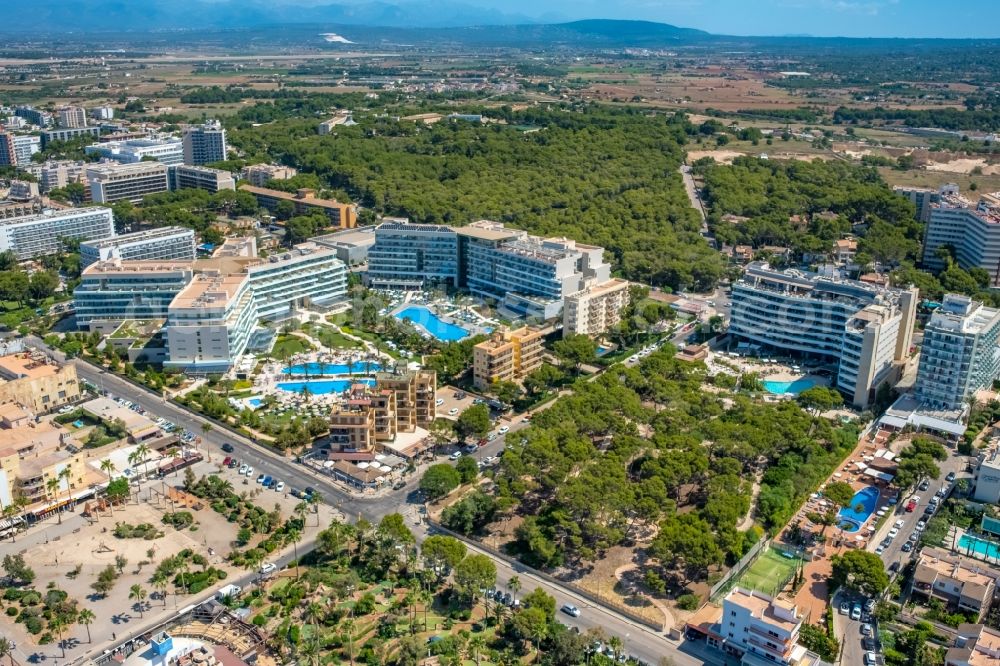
top-left (916, 520), bottom-right (926, 531)
top-left (887, 528), bottom-right (899, 538)
top-left (260, 562), bottom-right (277, 575)
top-left (275, 481), bottom-right (285, 492)
top-left (448, 408), bottom-right (459, 416)
top-left (498, 426), bottom-right (509, 434)
top-left (245, 466), bottom-right (254, 477)
top-left (560, 604), bottom-right (581, 618)
top-left (874, 545), bottom-right (884, 555)
top-left (238, 464), bottom-right (248, 475)
top-left (894, 518), bottom-right (905, 529)
top-left (436, 398), bottom-right (444, 406)
top-left (449, 451), bottom-right (462, 461)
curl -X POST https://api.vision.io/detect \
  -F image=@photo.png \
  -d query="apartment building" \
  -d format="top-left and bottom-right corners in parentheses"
top-left (26, 160), bottom-right (89, 192)
top-left (895, 183), bottom-right (958, 224)
top-left (41, 126), bottom-right (100, 148)
top-left (7, 181), bottom-right (39, 202)
top-left (0, 352), bottom-right (80, 413)
top-left (14, 106), bottom-right (53, 128)
top-left (947, 624), bottom-right (1000, 666)
top-left (238, 185), bottom-right (357, 229)
top-left (91, 106), bottom-right (115, 121)
top-left (369, 219), bottom-right (620, 320)
top-left (972, 441), bottom-right (1000, 504)
top-left (327, 399), bottom-right (378, 456)
top-left (710, 587), bottom-right (820, 666)
top-left (473, 326), bottom-right (545, 390)
top-left (240, 163), bottom-right (298, 187)
top-left (923, 194), bottom-right (1000, 284)
top-left (913, 547), bottom-right (1000, 621)
top-left (85, 137), bottom-right (183, 165)
top-left (80, 226), bottom-right (197, 267)
top-left (0, 207), bottom-right (115, 259)
top-left (914, 294), bottom-right (1000, 411)
top-left (563, 277), bottom-right (631, 337)
top-left (0, 132), bottom-right (40, 166)
top-left (74, 261), bottom-right (195, 329)
top-left (87, 161), bottom-right (170, 203)
top-left (182, 120), bottom-right (227, 165)
top-left (375, 370), bottom-right (437, 431)
top-left (832, 238), bottom-right (857, 264)
top-left (57, 106), bottom-right (87, 129)
top-left (170, 165), bottom-right (236, 193)
top-left (0, 200), bottom-right (43, 220)
top-left (730, 262), bottom-right (918, 408)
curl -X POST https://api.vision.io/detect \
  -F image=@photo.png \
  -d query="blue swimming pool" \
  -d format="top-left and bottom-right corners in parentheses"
top-left (395, 306), bottom-right (470, 342)
top-left (837, 485), bottom-right (880, 532)
top-left (958, 534), bottom-right (1000, 561)
top-left (763, 376), bottom-right (823, 396)
top-left (248, 398), bottom-right (263, 407)
top-left (282, 361), bottom-right (381, 376)
top-left (277, 378), bottom-right (376, 395)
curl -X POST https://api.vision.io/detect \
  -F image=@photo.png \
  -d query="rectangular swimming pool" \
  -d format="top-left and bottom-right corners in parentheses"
top-left (278, 378), bottom-right (376, 395)
top-left (282, 361), bottom-right (381, 376)
top-left (958, 534), bottom-right (1000, 561)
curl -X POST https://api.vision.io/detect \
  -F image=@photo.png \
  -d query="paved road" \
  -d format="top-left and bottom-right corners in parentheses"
top-left (28, 345), bottom-right (717, 665)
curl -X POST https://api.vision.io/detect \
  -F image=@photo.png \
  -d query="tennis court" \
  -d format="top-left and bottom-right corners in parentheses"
top-left (734, 548), bottom-right (801, 596)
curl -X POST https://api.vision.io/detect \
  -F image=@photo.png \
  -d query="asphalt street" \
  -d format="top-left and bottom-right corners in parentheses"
top-left (36, 346), bottom-right (719, 665)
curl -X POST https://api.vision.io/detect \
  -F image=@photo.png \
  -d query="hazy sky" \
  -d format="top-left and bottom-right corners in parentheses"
top-left (458, 0), bottom-right (997, 38)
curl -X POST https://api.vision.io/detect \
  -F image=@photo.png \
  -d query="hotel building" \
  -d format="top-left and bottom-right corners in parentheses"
top-left (894, 183), bottom-right (958, 224)
top-left (170, 165), bottom-right (236, 194)
top-left (81, 226), bottom-right (196, 267)
top-left (41, 126), bottom-right (101, 148)
top-left (368, 220), bottom-right (625, 321)
top-left (87, 161), bottom-right (170, 204)
top-left (947, 624), bottom-right (1000, 666)
top-left (729, 262), bottom-right (918, 408)
top-left (182, 120), bottom-right (228, 165)
top-left (914, 294), bottom-right (1000, 411)
top-left (0, 351), bottom-right (81, 413)
top-left (74, 261), bottom-right (195, 329)
top-left (0, 207), bottom-right (115, 260)
top-left (473, 326), bottom-right (545, 390)
top-left (57, 106), bottom-right (88, 129)
top-left (0, 132), bottom-right (40, 167)
top-left (923, 193), bottom-right (1000, 284)
top-left (238, 185), bottom-right (357, 229)
top-left (84, 137), bottom-right (184, 165)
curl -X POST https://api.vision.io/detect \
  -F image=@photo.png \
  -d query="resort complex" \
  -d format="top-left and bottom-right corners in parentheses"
top-left (368, 219), bottom-right (629, 329)
top-left (729, 262), bottom-right (917, 408)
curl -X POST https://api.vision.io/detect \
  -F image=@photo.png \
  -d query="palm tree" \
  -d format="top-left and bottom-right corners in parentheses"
top-left (45, 476), bottom-right (61, 523)
top-left (308, 491), bottom-right (322, 525)
top-left (469, 634), bottom-right (486, 666)
top-left (609, 636), bottom-right (624, 662)
top-left (0, 637), bottom-right (13, 666)
top-left (286, 527), bottom-right (302, 579)
top-left (132, 443), bottom-right (152, 485)
top-left (77, 608), bottom-right (96, 643)
top-left (129, 584), bottom-right (147, 618)
top-left (100, 458), bottom-right (117, 515)
top-left (50, 617), bottom-right (67, 658)
top-left (59, 467), bottom-right (72, 517)
top-left (419, 589), bottom-right (433, 632)
top-left (151, 572), bottom-right (169, 607)
top-left (506, 575), bottom-right (521, 598)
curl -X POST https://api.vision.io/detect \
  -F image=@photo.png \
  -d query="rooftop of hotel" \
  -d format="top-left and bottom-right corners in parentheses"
top-left (86, 161), bottom-right (169, 175)
top-left (0, 207), bottom-right (111, 226)
top-left (376, 220), bottom-right (456, 234)
top-left (170, 272), bottom-right (249, 310)
top-left (81, 226), bottom-right (193, 249)
top-left (313, 227), bottom-right (376, 246)
top-left (238, 184), bottom-right (352, 209)
top-left (569, 277), bottom-right (630, 298)
top-left (498, 237), bottom-right (579, 264)
top-left (0, 420), bottom-right (62, 454)
top-left (927, 294), bottom-right (1000, 335)
top-left (456, 221), bottom-right (521, 241)
top-left (739, 261), bottom-right (904, 305)
top-left (82, 259), bottom-right (195, 276)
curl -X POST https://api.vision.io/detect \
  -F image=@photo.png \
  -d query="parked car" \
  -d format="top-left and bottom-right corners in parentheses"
top-left (874, 545), bottom-right (885, 555)
top-left (260, 475), bottom-right (270, 485)
top-left (238, 464), bottom-right (248, 475)
top-left (256, 474), bottom-right (265, 484)
top-left (918, 479), bottom-right (930, 491)
top-left (223, 457), bottom-right (232, 466)
top-left (861, 623), bottom-right (873, 636)
top-left (449, 451), bottom-right (462, 461)
top-left (851, 604), bottom-right (862, 621)
top-left (865, 598), bottom-right (876, 613)
top-left (244, 466), bottom-right (254, 477)
top-left (887, 528), bottom-right (899, 538)
top-left (221, 443), bottom-right (234, 453)
top-left (916, 520), bottom-right (927, 531)
top-left (448, 408), bottom-right (459, 416)
top-left (275, 481), bottom-right (285, 492)
top-left (946, 471), bottom-right (957, 482)
top-left (864, 651), bottom-right (877, 665)
top-left (498, 425), bottom-right (509, 435)
top-left (561, 604), bottom-right (581, 618)
top-left (902, 541), bottom-right (913, 552)
top-left (839, 601), bottom-right (850, 615)
top-left (436, 398), bottom-right (444, 406)
top-left (260, 562), bottom-right (277, 575)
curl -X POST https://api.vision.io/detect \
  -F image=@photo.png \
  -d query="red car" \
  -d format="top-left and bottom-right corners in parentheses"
top-left (905, 500), bottom-right (917, 513)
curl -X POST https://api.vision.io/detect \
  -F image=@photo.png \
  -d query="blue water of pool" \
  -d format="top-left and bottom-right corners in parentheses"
top-left (248, 398), bottom-right (263, 407)
top-left (395, 305), bottom-right (471, 342)
top-left (837, 485), bottom-right (880, 532)
top-left (958, 534), bottom-right (1000, 561)
top-left (73, 419), bottom-right (85, 428)
top-left (763, 376), bottom-right (823, 395)
top-left (277, 378), bottom-right (376, 395)
top-left (282, 361), bottom-right (381, 375)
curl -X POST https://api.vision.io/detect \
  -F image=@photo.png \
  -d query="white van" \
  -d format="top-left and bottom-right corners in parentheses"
top-left (215, 584), bottom-right (242, 600)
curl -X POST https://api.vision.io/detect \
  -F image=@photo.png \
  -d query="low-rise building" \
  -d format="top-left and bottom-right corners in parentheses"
top-left (562, 277), bottom-right (630, 338)
top-left (239, 185), bottom-right (356, 229)
top-left (833, 238), bottom-right (857, 264)
top-left (85, 137), bottom-right (183, 165)
top-left (947, 623), bottom-right (1000, 666)
top-left (80, 226), bottom-right (197, 268)
top-left (312, 227), bottom-right (376, 266)
top-left (170, 165), bottom-right (236, 193)
top-left (240, 163), bottom-right (298, 187)
top-left (0, 351), bottom-right (80, 413)
top-left (41, 126), bottom-right (101, 148)
top-left (913, 547), bottom-right (1000, 621)
top-left (87, 161), bottom-right (170, 204)
top-left (473, 326), bottom-right (545, 390)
